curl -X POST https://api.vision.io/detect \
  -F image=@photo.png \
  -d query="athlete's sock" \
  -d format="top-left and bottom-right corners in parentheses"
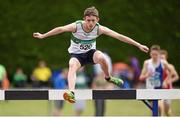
top-left (70, 91), bottom-right (75, 95)
top-left (105, 77), bottom-right (110, 81)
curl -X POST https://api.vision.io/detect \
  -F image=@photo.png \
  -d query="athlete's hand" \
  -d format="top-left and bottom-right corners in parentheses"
top-left (33, 32), bottom-right (44, 39)
top-left (138, 44), bottom-right (149, 53)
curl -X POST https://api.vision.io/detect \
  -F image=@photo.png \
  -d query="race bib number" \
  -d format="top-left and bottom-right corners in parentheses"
top-left (146, 77), bottom-right (161, 89)
top-left (79, 44), bottom-right (92, 50)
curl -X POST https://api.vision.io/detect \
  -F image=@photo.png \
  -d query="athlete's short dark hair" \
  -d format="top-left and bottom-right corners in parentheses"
top-left (84, 6), bottom-right (99, 17)
top-left (150, 45), bottom-right (160, 52)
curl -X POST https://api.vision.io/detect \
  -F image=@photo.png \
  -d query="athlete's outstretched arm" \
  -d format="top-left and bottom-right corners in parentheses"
top-left (33, 23), bottom-right (76, 39)
top-left (99, 26), bottom-right (149, 53)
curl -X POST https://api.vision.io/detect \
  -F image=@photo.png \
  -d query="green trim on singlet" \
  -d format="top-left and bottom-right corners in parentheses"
top-left (76, 20), bottom-right (82, 23)
top-left (73, 20), bottom-right (82, 33)
top-left (96, 23), bottom-right (100, 35)
top-left (71, 35), bottom-right (96, 44)
top-left (81, 22), bottom-right (99, 33)
top-left (71, 20), bottom-right (98, 44)
top-left (75, 20), bottom-right (100, 35)
top-left (75, 20), bottom-right (99, 33)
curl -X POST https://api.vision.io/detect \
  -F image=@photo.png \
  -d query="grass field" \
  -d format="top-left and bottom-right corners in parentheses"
top-left (0, 100), bottom-right (180, 116)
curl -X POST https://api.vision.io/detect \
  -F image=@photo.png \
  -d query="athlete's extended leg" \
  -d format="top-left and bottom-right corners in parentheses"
top-left (63, 57), bottom-right (81, 103)
top-left (68, 58), bottom-right (81, 90)
top-left (93, 50), bottom-right (123, 86)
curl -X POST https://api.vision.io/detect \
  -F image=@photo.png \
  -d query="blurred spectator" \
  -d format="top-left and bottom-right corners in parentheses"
top-left (113, 62), bottom-right (134, 89)
top-left (129, 56), bottom-right (141, 88)
top-left (31, 60), bottom-right (52, 88)
top-left (74, 67), bottom-right (88, 116)
top-left (92, 73), bottom-right (114, 117)
top-left (51, 68), bottom-right (68, 116)
top-left (13, 68), bottom-right (27, 88)
top-left (92, 52), bottom-right (114, 116)
top-left (0, 64), bottom-right (6, 88)
top-left (0, 64), bottom-right (9, 89)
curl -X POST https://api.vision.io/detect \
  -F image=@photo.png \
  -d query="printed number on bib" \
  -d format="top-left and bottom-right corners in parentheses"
top-left (147, 77), bottom-right (161, 89)
top-left (80, 44), bottom-right (92, 50)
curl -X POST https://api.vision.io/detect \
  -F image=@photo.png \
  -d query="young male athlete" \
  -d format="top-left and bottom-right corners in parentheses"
top-left (140, 45), bottom-right (171, 89)
top-left (139, 45), bottom-right (173, 116)
top-left (33, 6), bottom-right (149, 103)
top-left (159, 50), bottom-right (179, 116)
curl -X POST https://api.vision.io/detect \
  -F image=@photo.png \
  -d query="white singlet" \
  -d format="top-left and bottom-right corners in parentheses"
top-left (68, 20), bottom-right (100, 54)
top-left (146, 59), bottom-right (163, 89)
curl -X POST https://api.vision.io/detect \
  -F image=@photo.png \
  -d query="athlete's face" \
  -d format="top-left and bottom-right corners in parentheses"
top-left (84, 15), bottom-right (99, 30)
top-left (160, 54), bottom-right (167, 60)
top-left (150, 50), bottom-right (159, 60)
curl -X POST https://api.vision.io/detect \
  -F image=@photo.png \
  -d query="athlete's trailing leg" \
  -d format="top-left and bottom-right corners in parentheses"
top-left (93, 50), bottom-right (124, 86)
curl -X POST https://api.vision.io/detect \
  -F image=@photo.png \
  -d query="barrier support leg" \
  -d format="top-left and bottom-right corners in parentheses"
top-left (152, 100), bottom-right (158, 117)
top-left (142, 100), bottom-right (153, 110)
top-left (142, 100), bottom-right (158, 117)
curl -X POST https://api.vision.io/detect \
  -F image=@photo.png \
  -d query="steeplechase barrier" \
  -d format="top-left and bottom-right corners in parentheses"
top-left (0, 89), bottom-right (180, 116)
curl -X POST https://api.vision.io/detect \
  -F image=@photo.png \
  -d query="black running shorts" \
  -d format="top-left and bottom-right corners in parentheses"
top-left (70, 49), bottom-right (97, 66)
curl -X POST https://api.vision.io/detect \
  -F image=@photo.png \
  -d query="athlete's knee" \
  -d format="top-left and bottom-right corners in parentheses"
top-left (69, 58), bottom-right (80, 69)
top-left (94, 51), bottom-right (106, 63)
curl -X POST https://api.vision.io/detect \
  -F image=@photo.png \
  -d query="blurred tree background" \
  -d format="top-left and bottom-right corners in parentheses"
top-left (0, 0), bottom-right (180, 84)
